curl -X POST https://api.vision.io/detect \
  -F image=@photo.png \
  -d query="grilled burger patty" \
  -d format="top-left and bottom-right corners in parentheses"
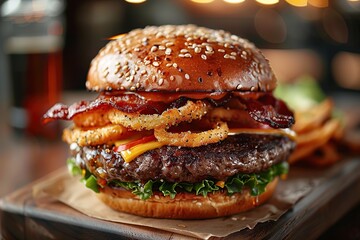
top-left (72, 133), bottom-right (295, 183)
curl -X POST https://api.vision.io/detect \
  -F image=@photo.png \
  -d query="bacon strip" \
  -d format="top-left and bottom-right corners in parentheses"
top-left (244, 94), bottom-right (294, 129)
top-left (42, 92), bottom-right (294, 129)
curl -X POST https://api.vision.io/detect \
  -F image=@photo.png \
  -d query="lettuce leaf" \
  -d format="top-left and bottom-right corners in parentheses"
top-left (67, 158), bottom-right (289, 200)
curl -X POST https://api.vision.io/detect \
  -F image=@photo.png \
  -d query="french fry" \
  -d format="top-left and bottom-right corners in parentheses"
top-left (289, 118), bottom-right (340, 164)
top-left (303, 142), bottom-right (341, 168)
top-left (293, 99), bottom-right (333, 134)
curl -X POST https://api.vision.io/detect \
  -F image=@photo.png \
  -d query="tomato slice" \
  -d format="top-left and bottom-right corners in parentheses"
top-left (114, 135), bottom-right (156, 152)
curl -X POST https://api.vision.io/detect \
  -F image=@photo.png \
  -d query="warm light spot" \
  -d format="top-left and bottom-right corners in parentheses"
top-left (348, 0), bottom-right (359, 2)
top-left (190, 0), bottom-right (215, 3)
top-left (333, 52), bottom-right (360, 90)
top-left (286, 0), bottom-right (307, 7)
top-left (223, 0), bottom-right (245, 4)
top-left (255, 0), bottom-right (279, 5)
top-left (124, 0), bottom-right (146, 3)
top-left (254, 9), bottom-right (286, 44)
top-left (308, 0), bottom-right (328, 8)
top-left (322, 9), bottom-right (348, 44)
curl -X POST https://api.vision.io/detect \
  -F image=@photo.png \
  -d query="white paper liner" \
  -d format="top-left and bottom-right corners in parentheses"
top-left (33, 167), bottom-right (323, 239)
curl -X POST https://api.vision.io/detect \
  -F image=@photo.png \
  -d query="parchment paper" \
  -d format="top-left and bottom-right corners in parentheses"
top-left (32, 167), bottom-right (323, 239)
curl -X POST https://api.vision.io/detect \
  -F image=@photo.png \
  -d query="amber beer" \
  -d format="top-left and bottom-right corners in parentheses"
top-left (11, 51), bottom-right (62, 138)
top-left (7, 35), bottom-right (63, 138)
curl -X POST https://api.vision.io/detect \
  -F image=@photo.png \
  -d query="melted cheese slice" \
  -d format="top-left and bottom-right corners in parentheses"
top-left (119, 128), bottom-right (296, 163)
top-left (120, 141), bottom-right (165, 163)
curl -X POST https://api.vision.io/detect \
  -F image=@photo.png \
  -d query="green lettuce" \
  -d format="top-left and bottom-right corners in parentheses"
top-left (67, 158), bottom-right (288, 200)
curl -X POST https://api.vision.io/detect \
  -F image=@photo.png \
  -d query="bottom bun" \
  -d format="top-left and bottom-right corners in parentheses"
top-left (98, 177), bottom-right (278, 219)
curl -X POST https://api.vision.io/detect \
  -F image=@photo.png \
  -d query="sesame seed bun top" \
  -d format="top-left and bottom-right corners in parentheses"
top-left (86, 25), bottom-right (277, 92)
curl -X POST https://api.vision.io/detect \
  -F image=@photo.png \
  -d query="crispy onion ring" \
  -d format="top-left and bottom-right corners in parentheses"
top-left (63, 124), bottom-right (128, 146)
top-left (154, 121), bottom-right (229, 147)
top-left (107, 100), bottom-right (210, 131)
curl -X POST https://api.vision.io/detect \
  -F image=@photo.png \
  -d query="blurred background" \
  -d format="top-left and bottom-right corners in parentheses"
top-left (0, 1), bottom-right (360, 237)
top-left (0, 0), bottom-right (359, 196)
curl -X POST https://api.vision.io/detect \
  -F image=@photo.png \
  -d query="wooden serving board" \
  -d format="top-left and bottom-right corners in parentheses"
top-left (1, 157), bottom-right (360, 240)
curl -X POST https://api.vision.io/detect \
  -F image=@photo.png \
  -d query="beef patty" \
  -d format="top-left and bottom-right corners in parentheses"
top-left (72, 134), bottom-right (295, 183)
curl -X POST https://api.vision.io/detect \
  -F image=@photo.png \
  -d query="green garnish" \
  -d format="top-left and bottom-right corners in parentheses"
top-left (274, 75), bottom-right (326, 111)
top-left (67, 157), bottom-right (289, 200)
top-left (85, 175), bottom-right (100, 193)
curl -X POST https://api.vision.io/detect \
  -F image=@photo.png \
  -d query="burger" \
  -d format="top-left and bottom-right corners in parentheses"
top-left (43, 25), bottom-right (295, 219)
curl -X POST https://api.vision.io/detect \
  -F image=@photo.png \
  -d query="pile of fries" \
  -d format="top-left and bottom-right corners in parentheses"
top-left (274, 76), bottom-right (347, 167)
top-left (288, 99), bottom-right (344, 167)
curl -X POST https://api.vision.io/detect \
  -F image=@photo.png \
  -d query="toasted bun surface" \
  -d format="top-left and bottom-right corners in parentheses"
top-left (87, 25), bottom-right (276, 93)
top-left (97, 177), bottom-right (278, 219)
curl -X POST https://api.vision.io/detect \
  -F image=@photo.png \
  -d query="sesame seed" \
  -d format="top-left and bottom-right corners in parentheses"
top-left (150, 46), bottom-right (158, 52)
top-left (152, 76), bottom-right (157, 81)
top-left (169, 75), bottom-right (175, 81)
top-left (166, 63), bottom-right (172, 67)
top-left (153, 61), bottom-right (160, 67)
top-left (201, 54), bottom-right (207, 60)
top-left (194, 47), bottom-right (201, 53)
top-left (231, 52), bottom-right (237, 56)
top-left (144, 60), bottom-right (151, 65)
top-left (136, 82), bottom-right (140, 88)
top-left (205, 45), bottom-right (213, 52)
top-left (165, 48), bottom-right (172, 55)
top-left (114, 66), bottom-right (121, 74)
top-left (185, 73), bottom-right (190, 79)
top-left (158, 45), bottom-right (165, 50)
top-left (224, 54), bottom-right (230, 59)
top-left (158, 78), bottom-right (164, 86)
top-left (184, 53), bottom-right (192, 58)
top-left (122, 65), bottom-right (129, 71)
top-left (198, 77), bottom-right (203, 83)
top-left (229, 55), bottom-right (236, 60)
top-left (178, 54), bottom-right (185, 58)
top-left (205, 50), bottom-right (214, 55)
top-left (250, 86), bottom-right (256, 91)
top-left (172, 63), bottom-right (178, 68)
top-left (165, 42), bottom-right (174, 47)
top-left (130, 86), bottom-right (136, 91)
top-left (237, 84), bottom-right (243, 90)
top-left (180, 49), bottom-right (188, 53)
top-left (218, 49), bottom-right (225, 52)
top-left (134, 47), bottom-right (140, 52)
